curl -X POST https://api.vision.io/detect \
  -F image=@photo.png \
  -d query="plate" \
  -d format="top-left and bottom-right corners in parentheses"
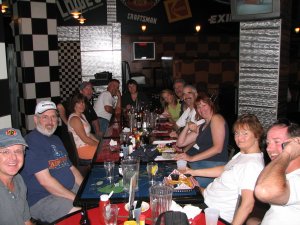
top-left (125, 201), bottom-right (150, 212)
top-left (153, 140), bottom-right (177, 145)
top-left (163, 170), bottom-right (198, 192)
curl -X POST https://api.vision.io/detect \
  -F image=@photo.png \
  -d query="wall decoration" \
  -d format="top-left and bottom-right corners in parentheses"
top-left (164, 0), bottom-right (192, 23)
top-left (120, 0), bottom-right (161, 12)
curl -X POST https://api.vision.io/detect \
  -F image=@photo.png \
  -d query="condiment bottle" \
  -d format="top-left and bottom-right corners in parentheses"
top-left (139, 214), bottom-right (145, 225)
top-left (99, 194), bottom-right (110, 221)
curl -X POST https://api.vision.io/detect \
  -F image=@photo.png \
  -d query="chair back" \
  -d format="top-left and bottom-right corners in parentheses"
top-left (228, 145), bottom-right (236, 160)
top-left (68, 131), bottom-right (91, 166)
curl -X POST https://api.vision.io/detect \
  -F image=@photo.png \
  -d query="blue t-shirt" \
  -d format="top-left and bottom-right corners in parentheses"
top-left (21, 129), bottom-right (75, 206)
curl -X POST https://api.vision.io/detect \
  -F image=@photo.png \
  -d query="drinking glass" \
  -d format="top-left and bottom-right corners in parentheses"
top-left (104, 161), bottom-right (115, 186)
top-left (147, 162), bottom-right (158, 185)
top-left (204, 208), bottom-right (219, 225)
top-left (121, 157), bottom-right (139, 192)
top-left (103, 204), bottom-right (119, 225)
top-left (149, 183), bottom-right (173, 224)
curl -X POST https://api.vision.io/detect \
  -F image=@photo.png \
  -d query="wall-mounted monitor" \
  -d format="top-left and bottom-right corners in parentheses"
top-left (133, 42), bottom-right (155, 61)
top-left (231, 0), bottom-right (281, 21)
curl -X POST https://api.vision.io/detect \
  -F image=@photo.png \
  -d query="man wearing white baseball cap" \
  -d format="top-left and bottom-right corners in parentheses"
top-left (21, 100), bottom-right (83, 223)
top-left (0, 127), bottom-right (34, 225)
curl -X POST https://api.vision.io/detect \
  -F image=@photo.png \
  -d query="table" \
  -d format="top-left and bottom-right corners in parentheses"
top-left (54, 203), bottom-right (229, 225)
top-left (73, 162), bottom-right (203, 207)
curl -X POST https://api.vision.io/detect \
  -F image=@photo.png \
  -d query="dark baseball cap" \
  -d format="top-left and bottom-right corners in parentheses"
top-left (0, 128), bottom-right (28, 148)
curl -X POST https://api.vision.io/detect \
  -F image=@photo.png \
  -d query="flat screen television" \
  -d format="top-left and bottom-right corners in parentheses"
top-left (133, 42), bottom-right (155, 61)
top-left (231, 0), bottom-right (281, 21)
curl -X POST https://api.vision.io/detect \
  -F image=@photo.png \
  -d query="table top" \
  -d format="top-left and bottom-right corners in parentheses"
top-left (74, 119), bottom-right (202, 207)
top-left (55, 203), bottom-right (228, 225)
top-left (74, 162), bottom-right (203, 207)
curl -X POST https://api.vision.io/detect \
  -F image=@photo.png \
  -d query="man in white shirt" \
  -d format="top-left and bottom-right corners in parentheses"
top-left (94, 79), bottom-right (121, 134)
top-left (175, 85), bottom-right (199, 128)
top-left (251, 120), bottom-right (300, 225)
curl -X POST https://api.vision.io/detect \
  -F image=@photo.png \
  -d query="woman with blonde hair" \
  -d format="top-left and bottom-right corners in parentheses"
top-left (160, 89), bottom-right (181, 123)
top-left (68, 93), bottom-right (99, 160)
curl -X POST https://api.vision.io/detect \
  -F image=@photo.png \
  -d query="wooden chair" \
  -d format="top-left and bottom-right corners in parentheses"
top-left (67, 132), bottom-right (92, 167)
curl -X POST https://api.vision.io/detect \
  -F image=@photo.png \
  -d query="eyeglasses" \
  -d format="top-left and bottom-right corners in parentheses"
top-left (39, 115), bottom-right (58, 122)
top-left (234, 131), bottom-right (249, 137)
top-left (0, 148), bottom-right (25, 156)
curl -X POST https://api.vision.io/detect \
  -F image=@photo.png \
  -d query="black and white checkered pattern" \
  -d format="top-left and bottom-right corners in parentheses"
top-left (12, 0), bottom-right (60, 132)
top-left (58, 41), bottom-right (82, 102)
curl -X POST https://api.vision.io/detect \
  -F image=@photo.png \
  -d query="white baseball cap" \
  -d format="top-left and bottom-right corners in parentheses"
top-left (35, 101), bottom-right (57, 114)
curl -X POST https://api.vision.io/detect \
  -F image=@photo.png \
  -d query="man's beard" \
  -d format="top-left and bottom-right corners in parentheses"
top-left (36, 122), bottom-right (57, 136)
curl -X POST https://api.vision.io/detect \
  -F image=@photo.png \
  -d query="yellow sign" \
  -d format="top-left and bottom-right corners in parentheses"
top-left (164, 0), bottom-right (192, 23)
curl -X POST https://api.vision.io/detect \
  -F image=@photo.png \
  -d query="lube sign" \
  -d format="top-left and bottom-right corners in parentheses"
top-left (57, 0), bottom-right (104, 21)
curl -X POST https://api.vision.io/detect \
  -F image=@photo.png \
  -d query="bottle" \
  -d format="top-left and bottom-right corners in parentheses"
top-left (80, 207), bottom-right (91, 225)
top-left (121, 141), bottom-right (129, 158)
top-left (139, 215), bottom-right (146, 225)
top-left (99, 194), bottom-right (110, 221)
top-left (119, 147), bottom-right (124, 160)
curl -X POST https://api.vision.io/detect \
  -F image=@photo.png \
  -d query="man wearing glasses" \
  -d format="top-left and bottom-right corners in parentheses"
top-left (251, 120), bottom-right (300, 225)
top-left (0, 128), bottom-right (34, 225)
top-left (21, 101), bottom-right (83, 223)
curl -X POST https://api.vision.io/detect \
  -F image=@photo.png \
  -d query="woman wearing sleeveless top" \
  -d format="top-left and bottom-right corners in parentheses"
top-left (68, 93), bottom-right (99, 160)
top-left (160, 89), bottom-right (181, 123)
top-left (175, 92), bottom-right (229, 187)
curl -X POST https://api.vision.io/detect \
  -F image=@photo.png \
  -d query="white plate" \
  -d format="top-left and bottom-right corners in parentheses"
top-left (155, 156), bottom-right (175, 161)
top-left (153, 140), bottom-right (177, 145)
top-left (124, 201), bottom-right (150, 212)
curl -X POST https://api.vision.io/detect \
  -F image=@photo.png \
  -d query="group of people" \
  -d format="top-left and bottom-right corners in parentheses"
top-left (0, 101), bottom-right (83, 224)
top-left (1, 77), bottom-right (300, 225)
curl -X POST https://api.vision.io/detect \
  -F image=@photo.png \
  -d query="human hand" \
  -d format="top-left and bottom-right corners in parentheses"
top-left (188, 122), bottom-right (198, 133)
top-left (161, 111), bottom-right (171, 118)
top-left (174, 153), bottom-right (191, 161)
top-left (169, 131), bottom-right (178, 138)
top-left (283, 137), bottom-right (300, 160)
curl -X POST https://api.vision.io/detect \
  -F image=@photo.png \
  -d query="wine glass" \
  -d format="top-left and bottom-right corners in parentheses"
top-left (147, 162), bottom-right (158, 185)
top-left (104, 161), bottom-right (115, 187)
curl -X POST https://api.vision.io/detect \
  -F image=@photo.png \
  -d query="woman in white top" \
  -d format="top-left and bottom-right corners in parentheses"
top-left (185, 114), bottom-right (265, 224)
top-left (68, 93), bottom-right (99, 160)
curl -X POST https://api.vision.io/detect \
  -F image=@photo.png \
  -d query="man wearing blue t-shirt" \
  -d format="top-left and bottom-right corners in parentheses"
top-left (21, 101), bottom-right (83, 223)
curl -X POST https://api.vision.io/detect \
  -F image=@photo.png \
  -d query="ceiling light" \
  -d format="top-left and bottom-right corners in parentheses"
top-left (78, 15), bottom-right (86, 24)
top-left (295, 27), bottom-right (300, 33)
top-left (195, 25), bottom-right (201, 33)
top-left (71, 11), bottom-right (81, 19)
top-left (1, 5), bottom-right (8, 13)
top-left (141, 24), bottom-right (147, 32)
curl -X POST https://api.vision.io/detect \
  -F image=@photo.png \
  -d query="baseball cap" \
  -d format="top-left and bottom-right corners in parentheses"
top-left (0, 128), bottom-right (28, 148)
top-left (79, 82), bottom-right (92, 90)
top-left (35, 100), bottom-right (57, 114)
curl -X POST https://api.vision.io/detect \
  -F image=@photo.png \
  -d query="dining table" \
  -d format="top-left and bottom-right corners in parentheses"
top-left (74, 118), bottom-right (203, 206)
top-left (54, 118), bottom-right (232, 225)
top-left (54, 202), bottom-right (229, 225)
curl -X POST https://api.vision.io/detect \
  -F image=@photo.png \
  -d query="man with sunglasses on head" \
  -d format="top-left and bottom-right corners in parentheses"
top-left (251, 120), bottom-right (300, 225)
top-left (21, 101), bottom-right (83, 223)
top-left (0, 128), bottom-right (34, 225)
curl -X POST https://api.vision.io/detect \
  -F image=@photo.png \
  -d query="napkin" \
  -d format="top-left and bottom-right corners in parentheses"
top-left (170, 201), bottom-right (202, 220)
top-left (109, 139), bottom-right (118, 146)
top-left (122, 127), bottom-right (130, 132)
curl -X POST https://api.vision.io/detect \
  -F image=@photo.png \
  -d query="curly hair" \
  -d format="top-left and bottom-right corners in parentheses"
top-left (233, 114), bottom-right (264, 142)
